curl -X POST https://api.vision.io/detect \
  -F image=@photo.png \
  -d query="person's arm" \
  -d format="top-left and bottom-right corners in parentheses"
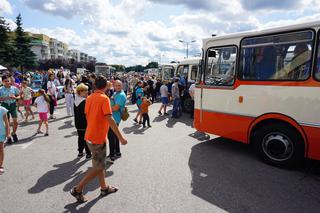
top-left (106, 115), bottom-right (127, 145)
top-left (3, 113), bottom-right (10, 138)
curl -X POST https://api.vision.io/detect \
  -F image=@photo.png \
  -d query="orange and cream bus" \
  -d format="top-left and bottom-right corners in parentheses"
top-left (194, 21), bottom-right (320, 167)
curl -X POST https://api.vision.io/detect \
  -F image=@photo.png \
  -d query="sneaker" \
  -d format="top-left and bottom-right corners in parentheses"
top-left (164, 113), bottom-right (169, 115)
top-left (106, 156), bottom-right (115, 164)
top-left (86, 154), bottom-right (92, 159)
top-left (12, 134), bottom-right (18, 143)
top-left (6, 137), bottom-right (12, 145)
top-left (0, 167), bottom-right (4, 174)
top-left (78, 153), bottom-right (84, 158)
top-left (133, 118), bottom-right (138, 123)
top-left (37, 130), bottom-right (43, 134)
top-left (70, 187), bottom-right (88, 203)
top-left (148, 125), bottom-right (152, 128)
top-left (115, 153), bottom-right (122, 158)
top-left (158, 111), bottom-right (162, 116)
top-left (44, 133), bottom-right (49, 136)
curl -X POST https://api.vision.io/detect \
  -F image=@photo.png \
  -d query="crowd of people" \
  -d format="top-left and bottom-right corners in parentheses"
top-left (0, 68), bottom-right (195, 203)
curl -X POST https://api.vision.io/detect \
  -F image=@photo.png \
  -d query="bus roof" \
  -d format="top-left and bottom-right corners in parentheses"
top-left (177, 57), bottom-right (201, 66)
top-left (203, 20), bottom-right (320, 45)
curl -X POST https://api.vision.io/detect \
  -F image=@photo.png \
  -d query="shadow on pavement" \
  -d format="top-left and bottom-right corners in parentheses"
top-left (189, 137), bottom-right (320, 213)
top-left (64, 195), bottom-right (102, 213)
top-left (63, 170), bottom-right (114, 194)
top-left (166, 114), bottom-right (193, 128)
top-left (152, 115), bottom-right (168, 123)
top-left (188, 131), bottom-right (210, 141)
top-left (59, 120), bottom-right (74, 130)
top-left (65, 131), bottom-right (78, 138)
top-left (28, 158), bottom-right (89, 194)
top-left (122, 124), bottom-right (147, 135)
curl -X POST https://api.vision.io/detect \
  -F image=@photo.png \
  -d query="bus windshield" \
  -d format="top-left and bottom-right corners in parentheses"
top-left (162, 66), bottom-right (175, 80)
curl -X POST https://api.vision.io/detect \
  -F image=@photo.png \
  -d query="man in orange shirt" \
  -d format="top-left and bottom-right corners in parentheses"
top-left (71, 76), bottom-right (128, 203)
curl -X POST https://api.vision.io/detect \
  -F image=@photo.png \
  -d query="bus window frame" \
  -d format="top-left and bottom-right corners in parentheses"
top-left (238, 28), bottom-right (316, 82)
top-left (204, 44), bottom-right (238, 87)
top-left (190, 65), bottom-right (198, 81)
top-left (313, 29), bottom-right (320, 81)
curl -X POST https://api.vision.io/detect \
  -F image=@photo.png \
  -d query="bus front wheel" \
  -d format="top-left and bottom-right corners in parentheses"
top-left (253, 123), bottom-right (304, 168)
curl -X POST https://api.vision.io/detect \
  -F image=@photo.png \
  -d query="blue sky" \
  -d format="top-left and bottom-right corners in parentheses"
top-left (1, 0), bottom-right (320, 66)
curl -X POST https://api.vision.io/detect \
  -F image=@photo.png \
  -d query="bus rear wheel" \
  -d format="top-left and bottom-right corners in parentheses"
top-left (253, 123), bottom-right (304, 168)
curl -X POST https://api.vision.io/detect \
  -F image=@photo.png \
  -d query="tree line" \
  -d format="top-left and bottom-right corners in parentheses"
top-left (0, 14), bottom-right (36, 71)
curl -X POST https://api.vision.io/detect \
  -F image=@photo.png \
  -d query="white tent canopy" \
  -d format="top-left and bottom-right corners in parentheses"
top-left (0, 65), bottom-right (7, 70)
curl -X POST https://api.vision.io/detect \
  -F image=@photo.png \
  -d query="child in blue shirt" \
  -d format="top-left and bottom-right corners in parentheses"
top-left (0, 106), bottom-right (10, 174)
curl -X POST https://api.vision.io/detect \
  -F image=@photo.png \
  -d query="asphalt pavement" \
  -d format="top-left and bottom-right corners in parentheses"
top-left (0, 100), bottom-right (320, 213)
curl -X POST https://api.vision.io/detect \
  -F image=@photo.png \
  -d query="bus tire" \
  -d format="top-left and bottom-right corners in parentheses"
top-left (252, 123), bottom-right (304, 168)
top-left (183, 98), bottom-right (193, 113)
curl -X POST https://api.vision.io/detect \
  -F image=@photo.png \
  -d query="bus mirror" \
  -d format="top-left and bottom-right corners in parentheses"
top-left (208, 50), bottom-right (216, 58)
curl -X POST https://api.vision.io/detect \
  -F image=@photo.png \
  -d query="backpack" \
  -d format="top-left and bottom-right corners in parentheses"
top-left (121, 106), bottom-right (130, 121)
top-left (131, 88), bottom-right (137, 104)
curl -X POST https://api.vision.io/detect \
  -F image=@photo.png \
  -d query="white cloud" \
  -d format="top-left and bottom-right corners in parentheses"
top-left (20, 0), bottom-right (320, 66)
top-left (0, 0), bottom-right (13, 14)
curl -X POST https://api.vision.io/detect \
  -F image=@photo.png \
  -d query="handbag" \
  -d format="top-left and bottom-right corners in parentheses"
top-left (121, 106), bottom-right (129, 121)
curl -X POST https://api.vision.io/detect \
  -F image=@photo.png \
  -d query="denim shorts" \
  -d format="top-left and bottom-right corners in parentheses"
top-left (161, 97), bottom-right (169, 105)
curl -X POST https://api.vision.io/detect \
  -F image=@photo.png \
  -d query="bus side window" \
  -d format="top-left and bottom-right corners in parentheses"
top-left (316, 35), bottom-right (320, 80)
top-left (190, 65), bottom-right (198, 80)
top-left (240, 30), bottom-right (314, 81)
top-left (205, 46), bottom-right (237, 86)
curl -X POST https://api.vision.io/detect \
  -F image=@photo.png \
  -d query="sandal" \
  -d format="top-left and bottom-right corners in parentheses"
top-left (70, 187), bottom-right (88, 203)
top-left (100, 185), bottom-right (118, 197)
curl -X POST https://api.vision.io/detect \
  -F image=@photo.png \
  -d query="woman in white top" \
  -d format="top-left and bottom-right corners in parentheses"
top-left (64, 78), bottom-right (74, 116)
top-left (47, 73), bottom-right (57, 119)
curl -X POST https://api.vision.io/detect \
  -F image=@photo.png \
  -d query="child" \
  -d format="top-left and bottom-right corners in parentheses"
top-left (140, 97), bottom-right (152, 128)
top-left (0, 105), bottom-right (10, 174)
top-left (74, 84), bottom-right (91, 159)
top-left (34, 89), bottom-right (50, 136)
top-left (20, 80), bottom-right (35, 121)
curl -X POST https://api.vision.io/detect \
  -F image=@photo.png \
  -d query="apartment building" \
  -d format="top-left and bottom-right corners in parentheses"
top-left (28, 33), bottom-right (51, 61)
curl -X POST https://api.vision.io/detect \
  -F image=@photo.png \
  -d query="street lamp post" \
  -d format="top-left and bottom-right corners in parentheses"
top-left (179, 40), bottom-right (196, 58)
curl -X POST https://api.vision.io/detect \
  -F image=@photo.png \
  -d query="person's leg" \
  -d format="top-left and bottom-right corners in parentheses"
top-left (0, 143), bottom-right (4, 168)
top-left (37, 120), bottom-right (43, 132)
top-left (70, 96), bottom-right (74, 116)
top-left (76, 168), bottom-right (100, 192)
top-left (159, 104), bottom-right (164, 114)
top-left (97, 169), bottom-right (107, 189)
top-left (142, 113), bottom-right (147, 127)
top-left (12, 118), bottom-right (18, 135)
top-left (146, 114), bottom-right (151, 127)
top-left (164, 104), bottom-right (167, 114)
top-left (172, 99), bottom-right (177, 118)
top-left (77, 130), bottom-right (85, 154)
top-left (108, 129), bottom-right (116, 158)
top-left (66, 94), bottom-right (71, 116)
top-left (84, 142), bottom-right (91, 156)
top-left (49, 95), bottom-right (55, 117)
top-left (44, 121), bottom-right (49, 134)
top-left (24, 105), bottom-right (29, 121)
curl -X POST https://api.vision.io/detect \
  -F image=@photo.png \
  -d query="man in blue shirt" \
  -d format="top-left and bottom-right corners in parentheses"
top-left (107, 80), bottom-right (127, 163)
top-left (0, 75), bottom-right (21, 143)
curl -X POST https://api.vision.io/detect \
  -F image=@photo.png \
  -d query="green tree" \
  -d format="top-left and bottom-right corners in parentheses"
top-left (14, 14), bottom-right (36, 71)
top-left (0, 17), bottom-right (14, 67)
top-left (146, 61), bottom-right (158, 69)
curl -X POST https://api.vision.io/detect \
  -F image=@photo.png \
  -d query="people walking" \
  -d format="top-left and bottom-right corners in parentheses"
top-left (64, 78), bottom-right (75, 117)
top-left (171, 78), bottom-right (182, 118)
top-left (0, 75), bottom-right (21, 144)
top-left (47, 73), bottom-right (57, 119)
top-left (158, 80), bottom-right (169, 116)
top-left (34, 89), bottom-right (50, 136)
top-left (70, 76), bottom-right (128, 203)
top-left (0, 105), bottom-right (10, 174)
top-left (189, 83), bottom-right (196, 119)
top-left (107, 80), bottom-right (127, 163)
top-left (20, 80), bottom-right (35, 121)
top-left (74, 84), bottom-right (91, 159)
top-left (134, 81), bottom-right (144, 124)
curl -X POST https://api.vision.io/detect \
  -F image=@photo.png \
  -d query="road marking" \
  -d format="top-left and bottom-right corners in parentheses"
top-left (14, 141), bottom-right (34, 149)
top-left (200, 172), bottom-right (208, 178)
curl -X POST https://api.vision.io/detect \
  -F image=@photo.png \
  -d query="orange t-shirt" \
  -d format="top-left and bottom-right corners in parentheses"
top-left (140, 102), bottom-right (150, 114)
top-left (85, 90), bottom-right (112, 144)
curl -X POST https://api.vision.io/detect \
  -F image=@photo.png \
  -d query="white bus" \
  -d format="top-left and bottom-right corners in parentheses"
top-left (195, 21), bottom-right (320, 167)
top-left (159, 64), bottom-right (177, 81)
top-left (95, 65), bottom-right (116, 78)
